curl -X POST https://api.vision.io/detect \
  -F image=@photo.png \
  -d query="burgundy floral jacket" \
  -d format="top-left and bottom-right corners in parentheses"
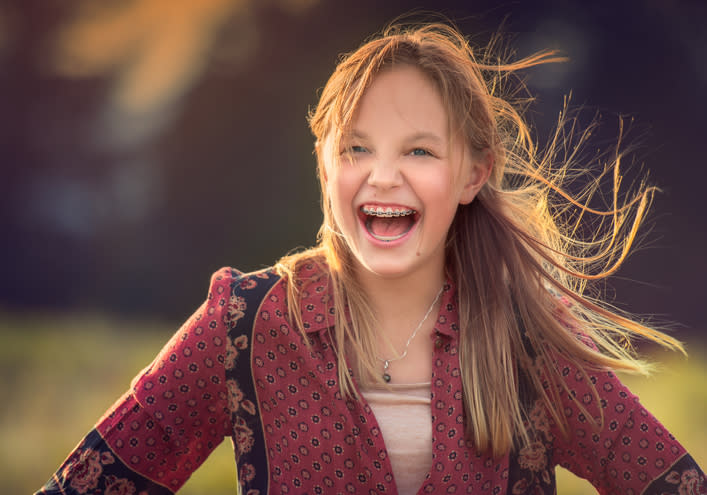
top-left (37, 264), bottom-right (705, 495)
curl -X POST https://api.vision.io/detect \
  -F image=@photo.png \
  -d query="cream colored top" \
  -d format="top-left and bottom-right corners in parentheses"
top-left (361, 382), bottom-right (432, 495)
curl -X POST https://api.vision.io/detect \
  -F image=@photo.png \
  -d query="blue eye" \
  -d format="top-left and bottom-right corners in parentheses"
top-left (339, 145), bottom-right (367, 157)
top-left (410, 148), bottom-right (431, 157)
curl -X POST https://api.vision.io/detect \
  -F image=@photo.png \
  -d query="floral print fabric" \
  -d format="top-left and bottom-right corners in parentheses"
top-left (37, 265), bottom-right (705, 494)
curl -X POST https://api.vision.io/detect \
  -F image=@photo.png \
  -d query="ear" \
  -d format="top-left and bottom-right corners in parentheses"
top-left (459, 148), bottom-right (493, 205)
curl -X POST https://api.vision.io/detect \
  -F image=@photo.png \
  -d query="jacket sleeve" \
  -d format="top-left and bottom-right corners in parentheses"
top-left (548, 359), bottom-right (705, 495)
top-left (35, 268), bottom-right (238, 495)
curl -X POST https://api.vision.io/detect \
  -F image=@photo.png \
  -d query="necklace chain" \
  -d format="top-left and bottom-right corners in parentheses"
top-left (377, 285), bottom-right (444, 383)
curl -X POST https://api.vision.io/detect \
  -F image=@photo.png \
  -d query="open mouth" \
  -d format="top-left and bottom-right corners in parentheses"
top-left (360, 205), bottom-right (419, 242)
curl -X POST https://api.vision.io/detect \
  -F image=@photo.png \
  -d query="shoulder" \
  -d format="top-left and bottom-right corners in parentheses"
top-left (208, 266), bottom-right (285, 323)
top-left (209, 266), bottom-right (282, 296)
top-left (209, 266), bottom-right (280, 288)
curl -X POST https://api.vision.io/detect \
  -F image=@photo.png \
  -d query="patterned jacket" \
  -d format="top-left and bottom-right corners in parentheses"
top-left (37, 264), bottom-right (705, 494)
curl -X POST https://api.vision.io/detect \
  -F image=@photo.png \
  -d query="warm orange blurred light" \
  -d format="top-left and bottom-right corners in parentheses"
top-left (48, 0), bottom-right (250, 114)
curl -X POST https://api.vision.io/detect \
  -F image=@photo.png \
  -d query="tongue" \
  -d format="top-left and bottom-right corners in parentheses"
top-left (368, 215), bottom-right (414, 237)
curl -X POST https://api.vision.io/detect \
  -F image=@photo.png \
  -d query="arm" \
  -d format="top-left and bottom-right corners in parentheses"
top-left (549, 362), bottom-right (705, 495)
top-left (36, 268), bottom-right (237, 495)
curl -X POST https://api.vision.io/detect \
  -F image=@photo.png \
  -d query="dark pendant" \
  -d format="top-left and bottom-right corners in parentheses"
top-left (383, 373), bottom-right (391, 383)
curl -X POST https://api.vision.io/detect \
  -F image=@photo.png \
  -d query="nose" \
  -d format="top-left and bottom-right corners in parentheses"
top-left (367, 156), bottom-right (404, 189)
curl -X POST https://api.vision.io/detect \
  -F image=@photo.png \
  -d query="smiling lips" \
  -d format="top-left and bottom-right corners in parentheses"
top-left (360, 204), bottom-right (418, 242)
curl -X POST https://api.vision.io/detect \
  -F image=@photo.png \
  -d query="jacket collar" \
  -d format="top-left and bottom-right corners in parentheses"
top-left (296, 262), bottom-right (460, 339)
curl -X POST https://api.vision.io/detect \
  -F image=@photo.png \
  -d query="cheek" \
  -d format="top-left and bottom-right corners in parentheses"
top-left (328, 170), bottom-right (359, 221)
top-left (418, 170), bottom-right (458, 205)
top-left (418, 173), bottom-right (464, 229)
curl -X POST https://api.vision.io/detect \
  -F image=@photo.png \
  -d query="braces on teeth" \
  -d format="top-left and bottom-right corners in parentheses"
top-left (361, 206), bottom-right (415, 218)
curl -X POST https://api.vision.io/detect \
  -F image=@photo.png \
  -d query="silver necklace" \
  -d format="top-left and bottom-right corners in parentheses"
top-left (377, 286), bottom-right (444, 383)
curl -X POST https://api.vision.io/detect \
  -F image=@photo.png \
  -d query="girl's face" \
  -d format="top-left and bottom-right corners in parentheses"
top-left (323, 65), bottom-right (490, 283)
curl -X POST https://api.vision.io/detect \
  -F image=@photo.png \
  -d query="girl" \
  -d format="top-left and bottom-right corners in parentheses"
top-left (37, 21), bottom-right (704, 495)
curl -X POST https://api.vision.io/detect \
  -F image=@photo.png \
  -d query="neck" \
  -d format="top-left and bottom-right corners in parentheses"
top-left (354, 262), bottom-right (446, 333)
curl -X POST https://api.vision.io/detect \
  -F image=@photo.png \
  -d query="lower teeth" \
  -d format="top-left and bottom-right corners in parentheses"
top-left (371, 232), bottom-right (407, 242)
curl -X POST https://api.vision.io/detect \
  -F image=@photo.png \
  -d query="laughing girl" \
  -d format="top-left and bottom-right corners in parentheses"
top-left (38, 21), bottom-right (705, 495)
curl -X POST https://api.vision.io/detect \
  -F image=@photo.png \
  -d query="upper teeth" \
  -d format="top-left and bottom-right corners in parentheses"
top-left (361, 206), bottom-right (415, 218)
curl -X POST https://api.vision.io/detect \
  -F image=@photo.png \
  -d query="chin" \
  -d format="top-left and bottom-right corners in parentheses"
top-left (353, 253), bottom-right (424, 280)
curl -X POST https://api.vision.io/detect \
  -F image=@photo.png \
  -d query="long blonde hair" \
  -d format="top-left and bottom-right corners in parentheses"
top-left (275, 20), bottom-right (683, 456)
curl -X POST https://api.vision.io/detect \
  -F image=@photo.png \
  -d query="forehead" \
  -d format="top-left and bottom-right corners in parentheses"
top-left (348, 64), bottom-right (449, 139)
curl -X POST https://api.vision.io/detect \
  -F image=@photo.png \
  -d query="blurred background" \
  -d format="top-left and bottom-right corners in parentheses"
top-left (1, 0), bottom-right (705, 493)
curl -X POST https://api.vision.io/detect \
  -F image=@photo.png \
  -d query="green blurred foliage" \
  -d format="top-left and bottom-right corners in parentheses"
top-left (2, 312), bottom-right (704, 494)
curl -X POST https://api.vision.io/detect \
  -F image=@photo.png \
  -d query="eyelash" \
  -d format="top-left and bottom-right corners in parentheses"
top-left (409, 148), bottom-right (433, 157)
top-left (339, 145), bottom-right (368, 155)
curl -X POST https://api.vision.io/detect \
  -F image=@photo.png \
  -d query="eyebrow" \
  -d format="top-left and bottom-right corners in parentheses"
top-left (347, 130), bottom-right (369, 140)
top-left (404, 131), bottom-right (445, 145)
top-left (347, 130), bottom-right (445, 145)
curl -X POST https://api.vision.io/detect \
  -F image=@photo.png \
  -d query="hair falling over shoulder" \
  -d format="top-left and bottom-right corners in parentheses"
top-left (275, 19), bottom-right (685, 457)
